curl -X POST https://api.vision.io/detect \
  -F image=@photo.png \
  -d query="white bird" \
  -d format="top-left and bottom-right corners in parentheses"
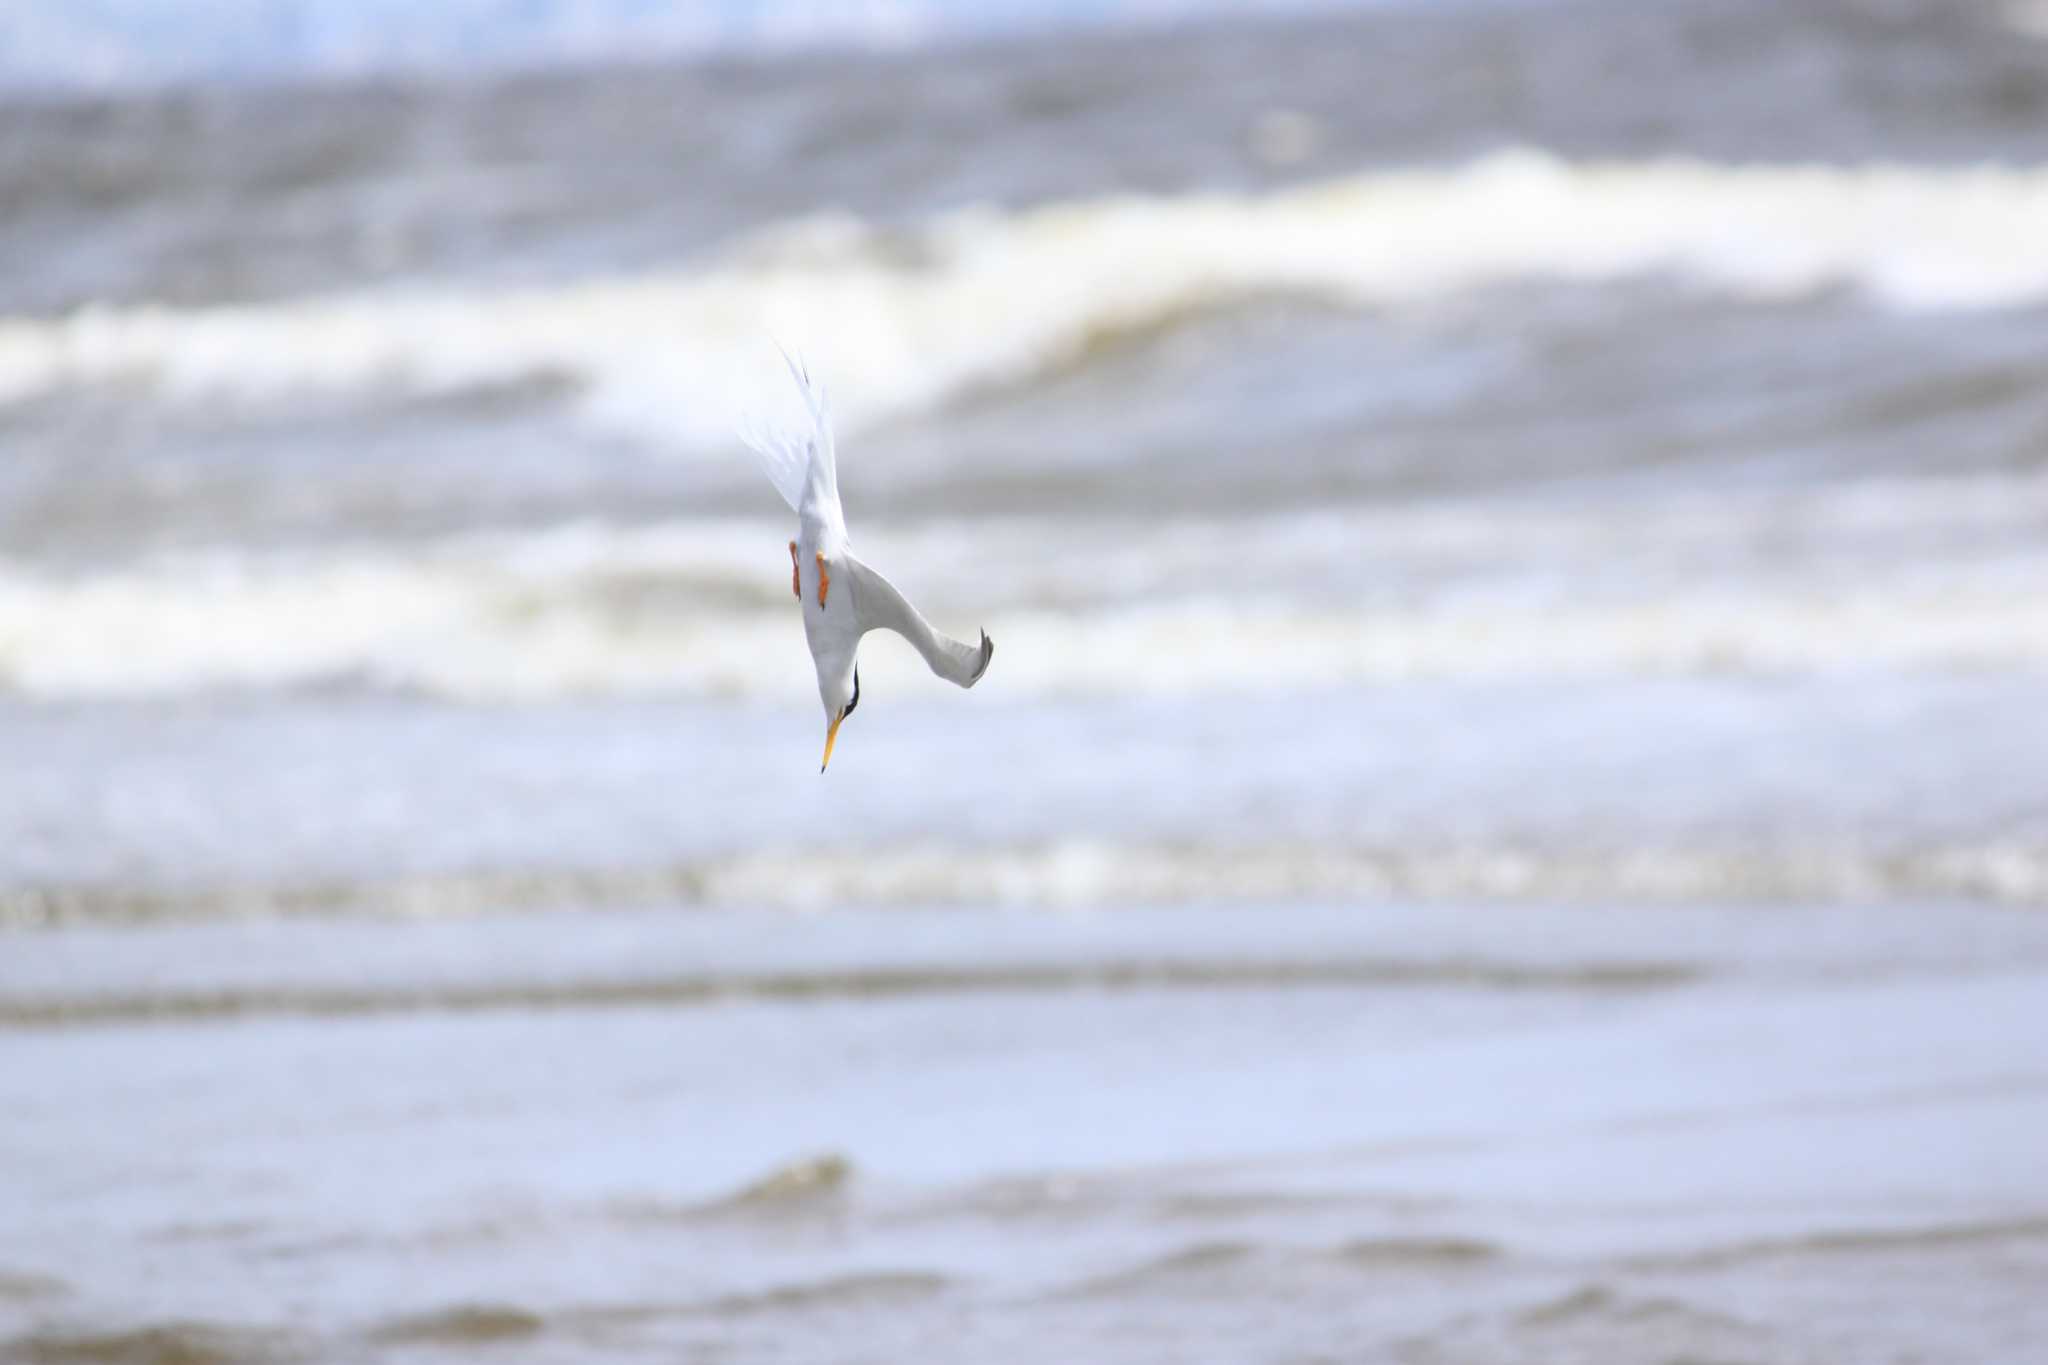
top-left (741, 351), bottom-right (994, 771)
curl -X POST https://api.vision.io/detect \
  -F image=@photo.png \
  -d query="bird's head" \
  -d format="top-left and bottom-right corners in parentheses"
top-left (817, 661), bottom-right (860, 772)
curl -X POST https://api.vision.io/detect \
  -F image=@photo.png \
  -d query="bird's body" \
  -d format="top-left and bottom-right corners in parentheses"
top-left (794, 431), bottom-right (856, 710)
top-left (742, 352), bottom-right (993, 769)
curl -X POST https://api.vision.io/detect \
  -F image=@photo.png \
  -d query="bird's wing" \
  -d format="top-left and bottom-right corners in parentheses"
top-left (738, 346), bottom-right (840, 516)
top-left (847, 554), bottom-right (994, 688)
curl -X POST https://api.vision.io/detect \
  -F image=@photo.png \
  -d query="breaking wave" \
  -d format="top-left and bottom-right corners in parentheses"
top-left (5, 151), bottom-right (2048, 444)
top-left (4, 491), bottom-right (2047, 701)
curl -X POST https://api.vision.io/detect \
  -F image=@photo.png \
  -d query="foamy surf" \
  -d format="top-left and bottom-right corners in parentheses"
top-left (24, 578), bottom-right (2048, 701)
top-left (4, 477), bottom-right (2047, 700)
top-left (6, 151), bottom-right (2048, 445)
top-left (9, 836), bottom-right (2048, 930)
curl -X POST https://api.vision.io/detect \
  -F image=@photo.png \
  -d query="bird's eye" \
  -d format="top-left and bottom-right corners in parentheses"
top-left (844, 668), bottom-right (860, 719)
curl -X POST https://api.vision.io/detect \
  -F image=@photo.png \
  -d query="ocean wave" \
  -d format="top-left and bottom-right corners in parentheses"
top-left (367, 1304), bottom-right (546, 1346)
top-left (1054, 1241), bottom-right (1258, 1299)
top-left (0, 954), bottom-right (1697, 1027)
top-left (708, 1153), bottom-right (856, 1213)
top-left (4, 151), bottom-right (2048, 443)
top-left (1056, 1233), bottom-right (1505, 1299)
top-left (6, 837), bottom-right (2046, 935)
top-left (0, 1268), bottom-right (68, 1302)
top-left (0, 1322), bottom-right (297, 1365)
top-left (695, 1272), bottom-right (952, 1318)
top-left (4, 495), bottom-right (2048, 700)
top-left (1626, 1215), bottom-right (2048, 1271)
top-left (0, 520), bottom-right (797, 701)
top-left (0, 0), bottom-right (1303, 91)
top-left (1513, 1284), bottom-right (1755, 1333)
top-left (1335, 1236), bottom-right (1501, 1267)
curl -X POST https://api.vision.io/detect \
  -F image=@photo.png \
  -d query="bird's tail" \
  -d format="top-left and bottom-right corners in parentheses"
top-left (737, 343), bottom-right (838, 513)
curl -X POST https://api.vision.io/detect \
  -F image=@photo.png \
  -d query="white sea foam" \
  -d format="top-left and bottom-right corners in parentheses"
top-left (5, 152), bottom-right (2048, 444)
top-left (4, 486), bottom-right (2047, 701)
top-left (9, 837), bottom-right (2048, 926)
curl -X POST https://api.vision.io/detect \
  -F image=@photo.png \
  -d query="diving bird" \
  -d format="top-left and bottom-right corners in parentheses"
top-left (741, 351), bottom-right (994, 771)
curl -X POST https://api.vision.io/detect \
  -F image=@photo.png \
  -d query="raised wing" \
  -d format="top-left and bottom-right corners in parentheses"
top-left (738, 346), bottom-right (840, 516)
top-left (847, 554), bottom-right (994, 688)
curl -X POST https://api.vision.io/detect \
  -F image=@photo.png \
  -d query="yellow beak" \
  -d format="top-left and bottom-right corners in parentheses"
top-left (820, 711), bottom-right (843, 773)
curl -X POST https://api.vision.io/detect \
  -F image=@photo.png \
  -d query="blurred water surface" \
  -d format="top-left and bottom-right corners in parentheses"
top-left (4, 1), bottom-right (2048, 1361)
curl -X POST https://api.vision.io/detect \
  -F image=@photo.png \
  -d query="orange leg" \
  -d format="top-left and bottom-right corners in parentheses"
top-left (788, 541), bottom-right (800, 600)
top-left (816, 553), bottom-right (830, 608)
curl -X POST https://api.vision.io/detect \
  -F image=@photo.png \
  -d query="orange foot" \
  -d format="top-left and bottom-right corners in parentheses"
top-left (788, 541), bottom-right (800, 600)
top-left (816, 553), bottom-right (831, 608)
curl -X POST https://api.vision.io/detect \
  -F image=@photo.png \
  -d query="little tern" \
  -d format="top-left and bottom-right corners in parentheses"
top-left (742, 352), bottom-right (994, 771)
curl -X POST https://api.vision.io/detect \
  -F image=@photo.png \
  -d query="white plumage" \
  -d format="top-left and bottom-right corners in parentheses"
top-left (739, 347), bottom-right (839, 519)
top-left (741, 350), bottom-right (994, 770)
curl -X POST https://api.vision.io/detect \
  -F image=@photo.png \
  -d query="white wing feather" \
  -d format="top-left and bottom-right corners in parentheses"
top-left (848, 554), bottom-right (994, 688)
top-left (738, 346), bottom-right (839, 515)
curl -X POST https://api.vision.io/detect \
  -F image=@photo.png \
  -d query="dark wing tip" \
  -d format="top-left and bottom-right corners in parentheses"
top-left (968, 631), bottom-right (994, 685)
